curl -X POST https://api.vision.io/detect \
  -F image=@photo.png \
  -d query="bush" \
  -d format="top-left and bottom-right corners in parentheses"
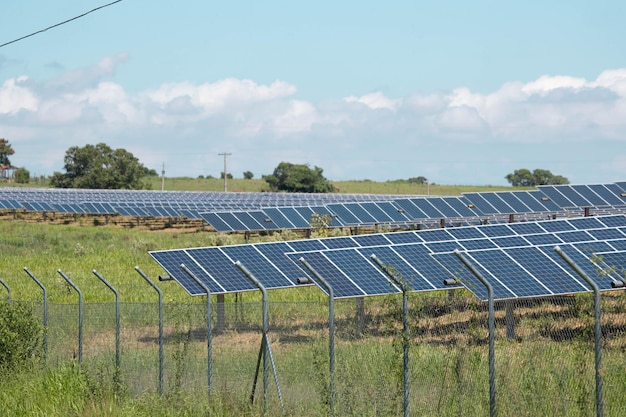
top-left (0, 301), bottom-right (44, 372)
top-left (15, 168), bottom-right (30, 184)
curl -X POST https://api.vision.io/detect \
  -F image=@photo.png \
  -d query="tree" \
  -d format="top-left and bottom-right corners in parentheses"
top-left (243, 171), bottom-right (254, 180)
top-left (263, 162), bottom-right (334, 193)
top-left (0, 138), bottom-right (15, 166)
top-left (50, 143), bottom-right (150, 189)
top-left (14, 168), bottom-right (30, 184)
top-left (220, 172), bottom-right (233, 180)
top-left (408, 176), bottom-right (428, 185)
top-left (505, 168), bottom-right (570, 187)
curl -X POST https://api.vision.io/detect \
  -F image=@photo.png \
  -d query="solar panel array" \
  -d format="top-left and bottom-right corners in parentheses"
top-left (200, 183), bottom-right (626, 232)
top-left (150, 214), bottom-right (626, 300)
top-left (2, 182), bottom-right (626, 232)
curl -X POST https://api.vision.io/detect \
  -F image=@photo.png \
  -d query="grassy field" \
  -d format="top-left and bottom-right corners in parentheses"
top-left (5, 175), bottom-right (518, 195)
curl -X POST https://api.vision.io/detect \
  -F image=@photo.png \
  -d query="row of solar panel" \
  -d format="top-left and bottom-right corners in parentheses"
top-left (149, 214), bottom-right (626, 301)
top-left (200, 183), bottom-right (626, 232)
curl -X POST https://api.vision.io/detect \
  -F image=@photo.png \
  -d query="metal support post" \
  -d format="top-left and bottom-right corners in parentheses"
top-left (57, 269), bottom-right (83, 365)
top-left (180, 263), bottom-right (213, 396)
top-left (23, 267), bottom-right (47, 362)
top-left (235, 261), bottom-right (285, 415)
top-left (93, 270), bottom-right (121, 369)
top-left (0, 277), bottom-right (11, 300)
top-left (298, 257), bottom-right (336, 417)
top-left (453, 250), bottom-right (496, 417)
top-left (554, 246), bottom-right (603, 417)
top-left (371, 254), bottom-right (410, 417)
top-left (134, 267), bottom-right (164, 396)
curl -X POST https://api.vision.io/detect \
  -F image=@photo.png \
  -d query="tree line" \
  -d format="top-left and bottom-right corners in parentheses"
top-left (1, 139), bottom-right (570, 191)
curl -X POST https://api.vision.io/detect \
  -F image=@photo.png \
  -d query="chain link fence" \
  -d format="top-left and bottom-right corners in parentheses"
top-left (17, 291), bottom-right (626, 416)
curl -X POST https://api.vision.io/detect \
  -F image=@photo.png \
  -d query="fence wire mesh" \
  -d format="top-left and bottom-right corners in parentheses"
top-left (17, 291), bottom-right (626, 416)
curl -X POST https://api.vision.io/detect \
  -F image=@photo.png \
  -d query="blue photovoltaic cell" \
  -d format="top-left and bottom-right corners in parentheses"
top-left (326, 203), bottom-right (362, 225)
top-left (480, 193), bottom-right (515, 214)
top-left (432, 252), bottom-right (515, 300)
top-left (490, 236), bottom-right (531, 248)
top-left (465, 250), bottom-right (556, 297)
top-left (232, 212), bottom-right (264, 230)
top-left (293, 207), bottom-right (318, 226)
top-left (375, 201), bottom-right (412, 222)
top-left (567, 217), bottom-right (604, 230)
top-left (149, 250), bottom-right (223, 295)
top-left (598, 215), bottom-right (626, 228)
top-left (322, 250), bottom-right (399, 296)
top-left (393, 199), bottom-right (428, 219)
top-left (321, 236), bottom-right (358, 249)
top-left (587, 228), bottom-right (626, 240)
top-left (343, 203), bottom-right (378, 223)
top-left (479, 224), bottom-right (514, 238)
top-left (595, 251), bottom-right (626, 275)
top-left (538, 245), bottom-right (615, 291)
top-left (513, 192), bottom-right (550, 212)
top-left (220, 245), bottom-right (294, 288)
top-left (538, 220), bottom-right (575, 233)
top-left (286, 251), bottom-right (365, 298)
top-left (507, 222), bottom-right (545, 235)
top-left (462, 193), bottom-right (499, 214)
top-left (605, 239), bottom-right (626, 251)
top-left (528, 190), bottom-right (562, 211)
top-left (384, 231), bottom-right (424, 244)
top-left (588, 184), bottom-right (626, 206)
top-left (505, 247), bottom-right (587, 294)
top-left (427, 198), bottom-right (461, 217)
top-left (390, 244), bottom-right (457, 290)
top-left (444, 197), bottom-right (480, 217)
top-left (496, 192), bottom-right (533, 213)
top-left (254, 242), bottom-right (311, 281)
top-left (554, 230), bottom-right (594, 243)
top-left (415, 228), bottom-right (454, 242)
top-left (185, 247), bottom-right (256, 292)
top-left (537, 186), bottom-right (577, 208)
top-left (262, 207), bottom-right (297, 229)
top-left (278, 207), bottom-right (309, 228)
top-left (287, 239), bottom-right (327, 252)
top-left (573, 241), bottom-right (614, 255)
top-left (248, 211), bottom-right (280, 230)
top-left (200, 213), bottom-right (233, 231)
top-left (215, 212), bottom-right (249, 231)
top-left (358, 202), bottom-right (396, 223)
top-left (571, 185), bottom-right (609, 206)
top-left (460, 239), bottom-right (498, 250)
top-left (556, 186), bottom-right (594, 207)
top-left (524, 233), bottom-right (563, 246)
top-left (357, 246), bottom-right (439, 291)
top-left (425, 241), bottom-right (464, 253)
top-left (351, 234), bottom-right (393, 247)
top-left (410, 198), bottom-right (445, 218)
top-left (446, 226), bottom-right (486, 240)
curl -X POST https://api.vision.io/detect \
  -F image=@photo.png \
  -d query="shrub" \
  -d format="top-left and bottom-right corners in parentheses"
top-left (0, 301), bottom-right (44, 372)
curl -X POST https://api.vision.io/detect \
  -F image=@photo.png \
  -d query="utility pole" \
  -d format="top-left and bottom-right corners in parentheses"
top-left (161, 162), bottom-right (165, 191)
top-left (218, 152), bottom-right (232, 192)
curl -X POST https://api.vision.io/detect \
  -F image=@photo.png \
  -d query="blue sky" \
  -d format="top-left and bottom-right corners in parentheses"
top-left (1, 0), bottom-right (626, 185)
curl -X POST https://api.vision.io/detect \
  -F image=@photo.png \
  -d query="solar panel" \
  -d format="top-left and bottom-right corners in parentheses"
top-left (462, 193), bottom-right (499, 215)
top-left (392, 199), bottom-right (428, 220)
top-left (537, 186), bottom-right (577, 208)
top-left (410, 198), bottom-right (447, 218)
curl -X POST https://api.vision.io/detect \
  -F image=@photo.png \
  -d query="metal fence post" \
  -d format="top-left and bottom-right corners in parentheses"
top-left (92, 270), bottom-right (121, 369)
top-left (453, 250), bottom-right (496, 417)
top-left (23, 267), bottom-right (47, 362)
top-left (180, 263), bottom-right (212, 396)
top-left (134, 266), bottom-right (164, 397)
top-left (235, 261), bottom-right (285, 415)
top-left (370, 254), bottom-right (410, 417)
top-left (298, 257), bottom-right (335, 417)
top-left (555, 246), bottom-right (603, 417)
top-left (57, 269), bottom-right (83, 365)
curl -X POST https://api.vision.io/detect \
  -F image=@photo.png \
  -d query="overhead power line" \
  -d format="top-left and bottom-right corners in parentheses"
top-left (0, 0), bottom-right (124, 49)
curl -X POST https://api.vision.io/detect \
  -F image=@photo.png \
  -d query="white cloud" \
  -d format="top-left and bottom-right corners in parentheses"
top-left (345, 92), bottom-right (400, 110)
top-left (3, 56), bottom-right (626, 185)
top-left (0, 76), bottom-right (38, 114)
